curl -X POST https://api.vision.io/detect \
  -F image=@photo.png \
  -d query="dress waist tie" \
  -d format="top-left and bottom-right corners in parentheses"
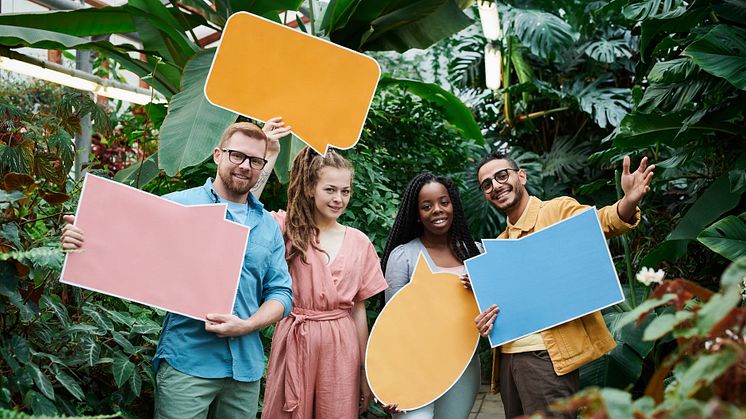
top-left (283, 307), bottom-right (350, 413)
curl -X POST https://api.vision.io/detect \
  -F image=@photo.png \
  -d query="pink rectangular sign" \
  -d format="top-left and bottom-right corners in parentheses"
top-left (61, 174), bottom-right (250, 320)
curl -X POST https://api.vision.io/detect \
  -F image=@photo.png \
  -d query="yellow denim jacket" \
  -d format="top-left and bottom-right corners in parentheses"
top-left (490, 196), bottom-right (640, 393)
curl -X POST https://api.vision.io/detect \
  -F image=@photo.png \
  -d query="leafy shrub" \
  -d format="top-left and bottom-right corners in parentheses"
top-left (553, 258), bottom-right (746, 417)
top-left (1, 81), bottom-right (160, 417)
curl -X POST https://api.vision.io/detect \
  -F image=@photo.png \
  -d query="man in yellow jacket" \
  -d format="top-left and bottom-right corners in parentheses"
top-left (473, 151), bottom-right (655, 418)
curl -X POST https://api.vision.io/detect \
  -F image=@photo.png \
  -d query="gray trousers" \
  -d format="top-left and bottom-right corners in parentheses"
top-left (499, 351), bottom-right (579, 419)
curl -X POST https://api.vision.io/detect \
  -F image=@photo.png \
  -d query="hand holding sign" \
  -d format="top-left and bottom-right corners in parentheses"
top-left (465, 208), bottom-right (625, 348)
top-left (61, 175), bottom-right (250, 321)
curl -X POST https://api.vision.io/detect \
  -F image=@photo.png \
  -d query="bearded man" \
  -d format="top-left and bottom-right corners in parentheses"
top-left (473, 151), bottom-right (654, 419)
top-left (62, 121), bottom-right (294, 418)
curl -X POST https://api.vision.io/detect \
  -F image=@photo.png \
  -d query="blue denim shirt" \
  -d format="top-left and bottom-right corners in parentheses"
top-left (152, 178), bottom-right (293, 382)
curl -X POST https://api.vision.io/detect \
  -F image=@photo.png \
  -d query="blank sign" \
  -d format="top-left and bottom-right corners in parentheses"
top-left (465, 208), bottom-right (625, 347)
top-left (61, 174), bottom-right (249, 320)
top-left (205, 12), bottom-right (381, 155)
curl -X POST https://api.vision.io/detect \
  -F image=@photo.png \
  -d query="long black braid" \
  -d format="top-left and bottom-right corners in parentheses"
top-left (381, 172), bottom-right (481, 271)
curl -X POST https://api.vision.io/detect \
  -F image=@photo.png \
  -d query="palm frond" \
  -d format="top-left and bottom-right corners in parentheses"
top-left (542, 135), bottom-right (593, 183)
top-left (622, 0), bottom-right (685, 21)
top-left (447, 35), bottom-right (486, 90)
top-left (570, 78), bottom-right (632, 128)
top-left (584, 38), bottom-right (633, 63)
top-left (499, 5), bottom-right (580, 63)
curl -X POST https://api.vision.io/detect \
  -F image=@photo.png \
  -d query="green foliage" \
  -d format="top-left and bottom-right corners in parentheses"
top-left (606, 0), bottom-right (746, 272)
top-left (339, 87), bottom-right (483, 252)
top-left (684, 24), bottom-right (746, 90)
top-left (622, 0), bottom-right (685, 20)
top-left (584, 38), bottom-right (633, 64)
top-left (499, 5), bottom-right (580, 63)
top-left (0, 24), bottom-right (177, 97)
top-left (377, 76), bottom-right (485, 143)
top-left (157, 49), bottom-right (237, 177)
top-left (89, 102), bottom-right (160, 178)
top-left (322, 0), bottom-right (473, 52)
top-left (572, 79), bottom-right (631, 129)
top-left (556, 259), bottom-right (746, 416)
top-left (272, 135), bottom-right (307, 185)
top-left (0, 81), bottom-right (108, 190)
top-left (0, 178), bottom-right (162, 416)
top-left (641, 171), bottom-right (743, 267)
top-left (698, 213), bottom-right (746, 262)
top-left (580, 311), bottom-right (657, 390)
top-left (113, 154), bottom-right (159, 189)
top-left (0, 407), bottom-right (119, 418)
top-left (0, 81), bottom-right (161, 417)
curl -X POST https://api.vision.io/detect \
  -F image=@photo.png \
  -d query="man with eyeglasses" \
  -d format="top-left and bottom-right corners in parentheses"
top-left (61, 119), bottom-right (294, 418)
top-left (472, 151), bottom-right (654, 419)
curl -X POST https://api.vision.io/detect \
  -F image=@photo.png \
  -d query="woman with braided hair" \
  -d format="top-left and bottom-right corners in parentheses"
top-left (260, 146), bottom-right (387, 419)
top-left (381, 172), bottom-right (482, 418)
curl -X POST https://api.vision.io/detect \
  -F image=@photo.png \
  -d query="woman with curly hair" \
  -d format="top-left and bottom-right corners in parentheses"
top-left (260, 146), bottom-right (387, 419)
top-left (381, 171), bottom-right (482, 419)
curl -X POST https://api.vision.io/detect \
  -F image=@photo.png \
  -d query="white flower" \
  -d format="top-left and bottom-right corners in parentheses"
top-left (636, 267), bottom-right (665, 286)
top-left (741, 275), bottom-right (746, 301)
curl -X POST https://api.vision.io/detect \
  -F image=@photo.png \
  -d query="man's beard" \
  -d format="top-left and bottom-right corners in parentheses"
top-left (490, 183), bottom-right (525, 212)
top-left (219, 169), bottom-right (254, 195)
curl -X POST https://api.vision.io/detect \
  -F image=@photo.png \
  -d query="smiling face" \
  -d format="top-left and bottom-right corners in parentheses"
top-left (213, 131), bottom-right (266, 201)
top-left (477, 158), bottom-right (528, 220)
top-left (417, 181), bottom-right (454, 238)
top-left (311, 166), bottom-right (353, 224)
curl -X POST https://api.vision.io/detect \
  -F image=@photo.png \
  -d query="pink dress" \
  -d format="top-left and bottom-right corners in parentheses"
top-left (262, 211), bottom-right (387, 419)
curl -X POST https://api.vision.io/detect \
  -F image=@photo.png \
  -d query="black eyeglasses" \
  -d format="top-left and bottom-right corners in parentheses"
top-left (221, 149), bottom-right (267, 170)
top-left (479, 168), bottom-right (520, 193)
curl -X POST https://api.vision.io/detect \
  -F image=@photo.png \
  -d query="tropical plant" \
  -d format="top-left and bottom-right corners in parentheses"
top-left (0, 0), bottom-right (482, 188)
top-left (89, 104), bottom-right (160, 177)
top-left (0, 81), bottom-right (109, 193)
top-left (553, 257), bottom-right (746, 417)
top-left (0, 80), bottom-right (162, 417)
top-left (606, 0), bottom-right (746, 275)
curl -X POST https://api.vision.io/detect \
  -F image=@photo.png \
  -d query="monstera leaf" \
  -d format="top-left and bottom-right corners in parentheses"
top-left (500, 5), bottom-right (580, 63)
top-left (622, 0), bottom-right (684, 21)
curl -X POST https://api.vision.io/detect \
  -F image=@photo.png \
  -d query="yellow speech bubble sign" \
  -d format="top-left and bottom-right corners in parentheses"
top-left (365, 253), bottom-right (480, 411)
top-left (205, 12), bottom-right (381, 155)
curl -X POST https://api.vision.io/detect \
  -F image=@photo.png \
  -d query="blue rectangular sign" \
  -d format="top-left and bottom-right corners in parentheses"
top-left (465, 207), bottom-right (624, 348)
